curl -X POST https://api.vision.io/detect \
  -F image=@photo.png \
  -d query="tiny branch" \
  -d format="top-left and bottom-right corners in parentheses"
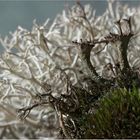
top-left (17, 101), bottom-right (49, 119)
top-left (72, 1), bottom-right (95, 39)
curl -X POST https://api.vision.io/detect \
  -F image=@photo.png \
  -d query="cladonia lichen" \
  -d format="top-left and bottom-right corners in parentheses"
top-left (0, 1), bottom-right (140, 139)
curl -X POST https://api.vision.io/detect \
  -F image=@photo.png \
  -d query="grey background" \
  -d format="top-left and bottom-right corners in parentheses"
top-left (0, 0), bottom-right (139, 43)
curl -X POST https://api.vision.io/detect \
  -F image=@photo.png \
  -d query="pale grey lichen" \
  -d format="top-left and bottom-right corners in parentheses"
top-left (0, 1), bottom-right (139, 139)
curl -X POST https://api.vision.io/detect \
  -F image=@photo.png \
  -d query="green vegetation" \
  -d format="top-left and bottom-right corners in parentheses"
top-left (91, 87), bottom-right (140, 138)
top-left (0, 1), bottom-right (140, 139)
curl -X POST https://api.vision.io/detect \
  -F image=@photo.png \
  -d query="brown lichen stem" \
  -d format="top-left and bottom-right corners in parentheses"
top-left (120, 34), bottom-right (133, 72)
top-left (80, 43), bottom-right (100, 82)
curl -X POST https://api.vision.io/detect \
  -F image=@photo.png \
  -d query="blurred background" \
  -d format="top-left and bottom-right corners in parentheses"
top-left (0, 0), bottom-right (139, 51)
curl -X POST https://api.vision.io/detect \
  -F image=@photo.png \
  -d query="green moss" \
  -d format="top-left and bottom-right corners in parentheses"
top-left (90, 87), bottom-right (140, 138)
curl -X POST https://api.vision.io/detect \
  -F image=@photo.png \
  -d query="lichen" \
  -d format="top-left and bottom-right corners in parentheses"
top-left (0, 0), bottom-right (140, 139)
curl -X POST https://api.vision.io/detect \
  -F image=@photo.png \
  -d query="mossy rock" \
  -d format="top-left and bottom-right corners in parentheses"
top-left (89, 87), bottom-right (140, 138)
